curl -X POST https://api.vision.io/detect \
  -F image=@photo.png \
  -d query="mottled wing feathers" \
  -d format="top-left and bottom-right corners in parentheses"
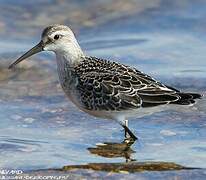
top-left (76, 71), bottom-right (141, 111)
top-left (74, 56), bottom-right (199, 111)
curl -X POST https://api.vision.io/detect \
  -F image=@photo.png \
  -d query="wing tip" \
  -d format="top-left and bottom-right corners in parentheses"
top-left (171, 92), bottom-right (202, 105)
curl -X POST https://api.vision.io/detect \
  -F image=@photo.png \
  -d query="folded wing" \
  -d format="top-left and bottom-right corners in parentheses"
top-left (74, 57), bottom-right (201, 111)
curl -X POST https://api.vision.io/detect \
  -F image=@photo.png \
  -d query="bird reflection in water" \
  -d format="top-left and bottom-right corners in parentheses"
top-left (88, 139), bottom-right (136, 162)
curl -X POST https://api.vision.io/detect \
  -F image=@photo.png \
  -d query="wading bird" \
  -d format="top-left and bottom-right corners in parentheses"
top-left (9, 25), bottom-right (202, 143)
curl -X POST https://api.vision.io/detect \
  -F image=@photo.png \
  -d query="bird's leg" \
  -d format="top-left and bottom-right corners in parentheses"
top-left (122, 125), bottom-right (138, 141)
top-left (124, 120), bottom-right (130, 138)
top-left (121, 120), bottom-right (138, 143)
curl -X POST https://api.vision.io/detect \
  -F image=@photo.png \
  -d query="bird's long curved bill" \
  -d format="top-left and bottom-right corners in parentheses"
top-left (8, 41), bottom-right (44, 69)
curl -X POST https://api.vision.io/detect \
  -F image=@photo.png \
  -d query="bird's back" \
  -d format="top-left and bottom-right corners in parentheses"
top-left (72, 57), bottom-right (201, 112)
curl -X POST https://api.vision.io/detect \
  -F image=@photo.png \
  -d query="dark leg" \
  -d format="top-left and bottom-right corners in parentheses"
top-left (122, 125), bottom-right (138, 141)
top-left (124, 120), bottom-right (129, 138)
top-left (117, 119), bottom-right (138, 143)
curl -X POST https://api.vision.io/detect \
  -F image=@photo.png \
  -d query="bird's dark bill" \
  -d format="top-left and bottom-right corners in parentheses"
top-left (8, 41), bottom-right (44, 69)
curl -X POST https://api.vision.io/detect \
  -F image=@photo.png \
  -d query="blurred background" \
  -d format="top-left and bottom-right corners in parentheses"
top-left (0, 0), bottom-right (206, 179)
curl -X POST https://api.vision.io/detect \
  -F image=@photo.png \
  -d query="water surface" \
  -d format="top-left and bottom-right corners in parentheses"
top-left (0, 0), bottom-right (206, 179)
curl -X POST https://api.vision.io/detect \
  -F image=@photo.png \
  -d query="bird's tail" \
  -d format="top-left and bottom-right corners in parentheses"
top-left (171, 92), bottom-right (202, 105)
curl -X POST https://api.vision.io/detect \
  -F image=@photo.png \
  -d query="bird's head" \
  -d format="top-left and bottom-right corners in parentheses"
top-left (9, 24), bottom-right (83, 69)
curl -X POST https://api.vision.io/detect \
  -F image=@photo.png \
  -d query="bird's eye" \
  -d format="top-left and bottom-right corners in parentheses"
top-left (54, 34), bottom-right (60, 40)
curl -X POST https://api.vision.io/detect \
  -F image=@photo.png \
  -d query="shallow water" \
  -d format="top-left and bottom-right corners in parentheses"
top-left (0, 0), bottom-right (206, 178)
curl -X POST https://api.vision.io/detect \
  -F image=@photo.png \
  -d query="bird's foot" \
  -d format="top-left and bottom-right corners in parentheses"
top-left (123, 137), bottom-right (136, 146)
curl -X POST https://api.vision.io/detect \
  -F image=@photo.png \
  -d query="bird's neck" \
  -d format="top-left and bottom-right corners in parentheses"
top-left (55, 42), bottom-right (84, 68)
top-left (56, 52), bottom-right (84, 68)
top-left (55, 46), bottom-right (84, 91)
top-left (55, 51), bottom-right (83, 85)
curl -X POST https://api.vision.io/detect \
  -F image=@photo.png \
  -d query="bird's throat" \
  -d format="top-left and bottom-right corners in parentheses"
top-left (56, 51), bottom-right (83, 68)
